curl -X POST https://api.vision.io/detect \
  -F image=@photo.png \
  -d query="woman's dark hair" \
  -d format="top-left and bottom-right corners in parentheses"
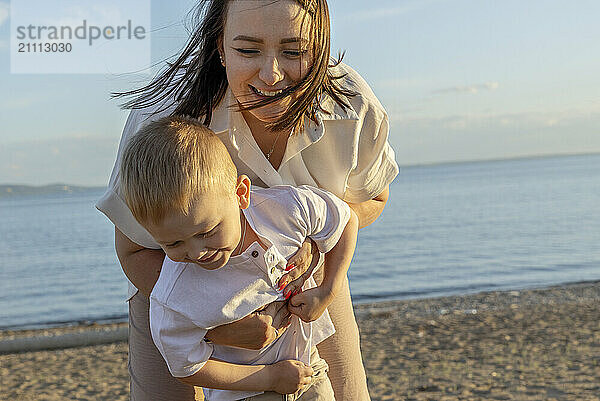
top-left (114, 0), bottom-right (356, 134)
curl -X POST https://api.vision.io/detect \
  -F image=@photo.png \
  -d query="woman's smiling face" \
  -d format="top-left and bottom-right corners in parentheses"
top-left (222, 0), bottom-right (313, 124)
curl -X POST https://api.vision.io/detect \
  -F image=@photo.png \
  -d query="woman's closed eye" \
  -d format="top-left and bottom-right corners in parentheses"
top-left (282, 49), bottom-right (308, 59)
top-left (233, 47), bottom-right (260, 56)
top-left (232, 47), bottom-right (307, 59)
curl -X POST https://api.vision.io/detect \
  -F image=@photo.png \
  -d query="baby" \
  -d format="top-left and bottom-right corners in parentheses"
top-left (119, 116), bottom-right (358, 400)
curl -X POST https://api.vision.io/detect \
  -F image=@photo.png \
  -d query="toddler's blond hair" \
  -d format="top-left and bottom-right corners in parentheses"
top-left (120, 116), bottom-right (238, 224)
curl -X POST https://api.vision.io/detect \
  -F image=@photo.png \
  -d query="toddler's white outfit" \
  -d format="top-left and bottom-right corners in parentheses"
top-left (150, 185), bottom-right (351, 401)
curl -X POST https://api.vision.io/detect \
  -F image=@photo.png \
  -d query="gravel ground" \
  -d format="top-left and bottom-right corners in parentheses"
top-left (2, 281), bottom-right (599, 400)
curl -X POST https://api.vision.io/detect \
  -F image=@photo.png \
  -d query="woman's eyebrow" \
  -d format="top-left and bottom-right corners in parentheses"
top-left (232, 35), bottom-right (307, 45)
top-left (233, 35), bottom-right (263, 43)
top-left (280, 37), bottom-right (307, 45)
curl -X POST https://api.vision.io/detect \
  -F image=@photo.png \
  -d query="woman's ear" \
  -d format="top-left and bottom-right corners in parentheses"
top-left (235, 175), bottom-right (251, 209)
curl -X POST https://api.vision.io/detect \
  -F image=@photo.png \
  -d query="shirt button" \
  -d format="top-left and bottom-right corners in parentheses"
top-left (252, 250), bottom-right (259, 258)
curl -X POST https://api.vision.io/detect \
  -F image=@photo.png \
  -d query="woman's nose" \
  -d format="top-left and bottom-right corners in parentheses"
top-left (259, 56), bottom-right (284, 86)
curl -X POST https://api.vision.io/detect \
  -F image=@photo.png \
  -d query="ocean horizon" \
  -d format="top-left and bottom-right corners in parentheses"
top-left (2, 151), bottom-right (599, 190)
top-left (1, 153), bottom-right (599, 330)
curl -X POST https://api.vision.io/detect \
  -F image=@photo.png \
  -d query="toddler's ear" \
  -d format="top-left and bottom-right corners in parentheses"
top-left (235, 175), bottom-right (251, 209)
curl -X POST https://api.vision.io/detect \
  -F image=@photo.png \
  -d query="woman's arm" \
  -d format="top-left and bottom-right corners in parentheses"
top-left (287, 210), bottom-right (359, 322)
top-left (115, 227), bottom-right (164, 297)
top-left (277, 186), bottom-right (390, 302)
top-left (346, 186), bottom-right (389, 229)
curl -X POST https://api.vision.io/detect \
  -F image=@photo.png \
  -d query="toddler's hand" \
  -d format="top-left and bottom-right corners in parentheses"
top-left (268, 359), bottom-right (313, 394)
top-left (287, 287), bottom-right (333, 322)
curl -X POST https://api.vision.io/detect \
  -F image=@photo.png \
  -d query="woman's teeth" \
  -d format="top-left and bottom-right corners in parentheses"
top-left (251, 86), bottom-right (284, 97)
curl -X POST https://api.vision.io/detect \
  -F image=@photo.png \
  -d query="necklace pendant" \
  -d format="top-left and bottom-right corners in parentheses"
top-left (264, 128), bottom-right (292, 161)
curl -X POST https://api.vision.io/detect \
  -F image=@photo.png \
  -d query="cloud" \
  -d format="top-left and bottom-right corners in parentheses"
top-left (341, 0), bottom-right (440, 22)
top-left (432, 82), bottom-right (500, 95)
top-left (54, 4), bottom-right (124, 29)
top-left (373, 78), bottom-right (430, 90)
top-left (0, 2), bottom-right (8, 27)
top-left (391, 108), bottom-right (595, 131)
top-left (0, 135), bottom-right (119, 186)
top-left (387, 108), bottom-right (600, 166)
top-left (0, 97), bottom-right (37, 109)
top-left (0, 39), bottom-right (7, 49)
top-left (343, 5), bottom-right (415, 22)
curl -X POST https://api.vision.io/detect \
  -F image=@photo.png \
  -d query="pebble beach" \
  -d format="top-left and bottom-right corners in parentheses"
top-left (1, 281), bottom-right (599, 401)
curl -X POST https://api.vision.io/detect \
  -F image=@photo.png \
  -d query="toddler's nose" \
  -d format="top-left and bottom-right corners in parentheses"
top-left (187, 248), bottom-right (209, 262)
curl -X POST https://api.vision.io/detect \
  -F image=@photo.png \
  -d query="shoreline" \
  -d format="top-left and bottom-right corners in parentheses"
top-left (2, 281), bottom-right (600, 400)
top-left (3, 279), bottom-right (599, 344)
top-left (1, 280), bottom-right (599, 351)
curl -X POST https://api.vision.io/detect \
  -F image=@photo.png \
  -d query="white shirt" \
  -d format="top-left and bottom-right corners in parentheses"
top-left (96, 63), bottom-right (399, 298)
top-left (150, 185), bottom-right (350, 401)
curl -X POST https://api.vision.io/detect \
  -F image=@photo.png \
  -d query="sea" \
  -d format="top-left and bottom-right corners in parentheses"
top-left (1, 154), bottom-right (599, 331)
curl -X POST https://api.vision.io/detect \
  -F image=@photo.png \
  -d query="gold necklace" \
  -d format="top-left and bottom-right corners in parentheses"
top-left (265, 129), bottom-right (292, 161)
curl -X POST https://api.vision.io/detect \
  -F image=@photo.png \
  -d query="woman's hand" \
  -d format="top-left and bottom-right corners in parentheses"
top-left (204, 301), bottom-right (291, 350)
top-left (277, 238), bottom-right (319, 298)
top-left (204, 238), bottom-right (319, 348)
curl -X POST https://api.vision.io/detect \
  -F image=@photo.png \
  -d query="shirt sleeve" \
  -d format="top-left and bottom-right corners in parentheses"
top-left (344, 104), bottom-right (399, 204)
top-left (293, 186), bottom-right (351, 254)
top-left (95, 108), bottom-right (167, 249)
top-left (149, 298), bottom-right (214, 378)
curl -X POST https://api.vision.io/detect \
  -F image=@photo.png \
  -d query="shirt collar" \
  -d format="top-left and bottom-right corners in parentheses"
top-left (210, 89), bottom-right (359, 163)
top-left (211, 88), bottom-right (358, 129)
top-left (315, 91), bottom-right (359, 122)
top-left (305, 92), bottom-right (359, 145)
top-left (208, 91), bottom-right (233, 137)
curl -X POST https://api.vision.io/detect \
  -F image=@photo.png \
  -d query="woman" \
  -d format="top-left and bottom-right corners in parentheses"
top-left (97, 0), bottom-right (398, 400)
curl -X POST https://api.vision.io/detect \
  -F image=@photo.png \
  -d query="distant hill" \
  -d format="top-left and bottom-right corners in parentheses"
top-left (0, 184), bottom-right (104, 199)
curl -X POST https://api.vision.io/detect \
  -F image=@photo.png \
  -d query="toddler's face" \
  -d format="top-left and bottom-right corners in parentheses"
top-left (145, 187), bottom-right (244, 270)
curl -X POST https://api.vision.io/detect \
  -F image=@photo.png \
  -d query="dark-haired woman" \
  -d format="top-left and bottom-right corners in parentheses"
top-left (98, 1), bottom-right (398, 400)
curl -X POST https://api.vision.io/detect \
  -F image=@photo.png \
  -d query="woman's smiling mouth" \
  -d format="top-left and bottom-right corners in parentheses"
top-left (249, 85), bottom-right (287, 97)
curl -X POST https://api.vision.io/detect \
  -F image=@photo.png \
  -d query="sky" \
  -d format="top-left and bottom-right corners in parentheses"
top-left (0, 0), bottom-right (599, 186)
